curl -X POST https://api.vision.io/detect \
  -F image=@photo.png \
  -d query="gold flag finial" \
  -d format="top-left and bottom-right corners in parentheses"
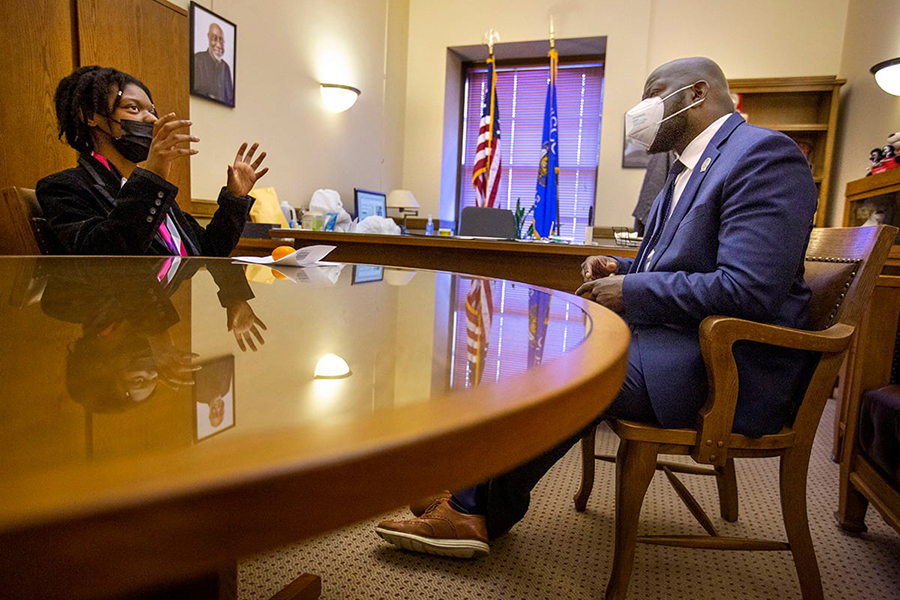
top-left (483, 29), bottom-right (501, 57)
top-left (549, 17), bottom-right (555, 49)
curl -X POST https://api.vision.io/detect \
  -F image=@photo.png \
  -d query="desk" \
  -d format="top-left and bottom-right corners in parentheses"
top-left (236, 230), bottom-right (638, 293)
top-left (0, 256), bottom-right (629, 600)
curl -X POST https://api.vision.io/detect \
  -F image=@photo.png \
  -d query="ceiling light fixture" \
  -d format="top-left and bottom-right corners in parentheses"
top-left (870, 58), bottom-right (900, 96)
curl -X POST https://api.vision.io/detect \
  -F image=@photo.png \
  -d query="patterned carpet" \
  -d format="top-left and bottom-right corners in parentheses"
top-left (239, 400), bottom-right (900, 599)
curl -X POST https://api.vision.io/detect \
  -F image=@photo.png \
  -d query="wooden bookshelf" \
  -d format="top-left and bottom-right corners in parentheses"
top-left (729, 76), bottom-right (846, 227)
top-left (843, 167), bottom-right (900, 267)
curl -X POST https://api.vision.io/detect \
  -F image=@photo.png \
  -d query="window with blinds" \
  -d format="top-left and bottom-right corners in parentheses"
top-left (459, 60), bottom-right (605, 239)
top-left (449, 279), bottom-right (589, 389)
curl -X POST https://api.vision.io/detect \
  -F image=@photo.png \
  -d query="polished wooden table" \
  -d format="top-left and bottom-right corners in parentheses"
top-left (0, 256), bottom-right (629, 600)
top-left (235, 230), bottom-right (639, 294)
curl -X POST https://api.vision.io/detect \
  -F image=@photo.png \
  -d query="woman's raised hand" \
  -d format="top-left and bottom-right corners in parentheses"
top-left (142, 113), bottom-right (199, 181)
top-left (226, 142), bottom-right (269, 197)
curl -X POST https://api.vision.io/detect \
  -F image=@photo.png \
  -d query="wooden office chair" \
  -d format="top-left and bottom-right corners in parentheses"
top-left (0, 187), bottom-right (64, 255)
top-left (574, 225), bottom-right (896, 600)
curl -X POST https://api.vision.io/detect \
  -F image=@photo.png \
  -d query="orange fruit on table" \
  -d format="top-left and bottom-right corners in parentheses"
top-left (271, 245), bottom-right (295, 261)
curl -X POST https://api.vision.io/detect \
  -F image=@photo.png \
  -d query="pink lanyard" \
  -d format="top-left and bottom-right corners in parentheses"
top-left (92, 152), bottom-right (186, 256)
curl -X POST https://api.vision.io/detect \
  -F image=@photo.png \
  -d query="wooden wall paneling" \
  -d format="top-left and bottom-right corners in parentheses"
top-left (0, 188), bottom-right (42, 255)
top-left (0, 0), bottom-right (77, 192)
top-left (77, 0), bottom-right (192, 210)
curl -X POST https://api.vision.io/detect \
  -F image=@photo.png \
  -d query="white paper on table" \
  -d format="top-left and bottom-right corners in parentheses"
top-left (270, 263), bottom-right (345, 286)
top-left (232, 245), bottom-right (336, 267)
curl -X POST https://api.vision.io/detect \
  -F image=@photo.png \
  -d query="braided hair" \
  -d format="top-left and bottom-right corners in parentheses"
top-left (53, 66), bottom-right (154, 154)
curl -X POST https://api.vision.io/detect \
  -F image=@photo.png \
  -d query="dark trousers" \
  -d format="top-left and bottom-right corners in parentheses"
top-left (452, 345), bottom-right (657, 540)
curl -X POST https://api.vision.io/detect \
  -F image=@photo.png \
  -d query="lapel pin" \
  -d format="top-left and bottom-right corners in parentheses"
top-left (700, 157), bottom-right (711, 172)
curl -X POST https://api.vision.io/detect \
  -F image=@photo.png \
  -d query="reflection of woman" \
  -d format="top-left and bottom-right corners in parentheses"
top-left (39, 259), bottom-right (261, 412)
top-left (37, 66), bottom-right (268, 256)
top-left (41, 259), bottom-right (197, 412)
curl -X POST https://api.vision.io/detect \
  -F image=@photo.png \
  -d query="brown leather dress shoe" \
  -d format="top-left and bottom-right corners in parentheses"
top-left (409, 490), bottom-right (452, 517)
top-left (376, 499), bottom-right (489, 558)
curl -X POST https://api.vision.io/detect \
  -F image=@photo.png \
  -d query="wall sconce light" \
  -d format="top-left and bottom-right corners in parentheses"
top-left (870, 58), bottom-right (900, 96)
top-left (320, 83), bottom-right (361, 112)
top-left (314, 353), bottom-right (352, 379)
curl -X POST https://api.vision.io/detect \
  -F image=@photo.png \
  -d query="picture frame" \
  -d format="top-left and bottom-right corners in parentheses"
top-left (190, 2), bottom-right (237, 108)
top-left (352, 264), bottom-right (384, 285)
top-left (622, 134), bottom-right (651, 169)
top-left (193, 355), bottom-right (236, 442)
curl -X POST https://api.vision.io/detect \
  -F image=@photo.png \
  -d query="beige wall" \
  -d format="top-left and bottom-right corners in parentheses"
top-left (173, 0), bottom-right (409, 209)
top-left (830, 0), bottom-right (900, 225)
top-left (403, 0), bottom-right (849, 225)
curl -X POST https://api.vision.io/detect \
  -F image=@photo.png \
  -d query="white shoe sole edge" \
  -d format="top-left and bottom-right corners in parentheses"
top-left (375, 527), bottom-right (490, 559)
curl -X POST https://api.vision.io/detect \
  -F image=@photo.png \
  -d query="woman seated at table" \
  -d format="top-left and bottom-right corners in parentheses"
top-left (37, 66), bottom-right (269, 256)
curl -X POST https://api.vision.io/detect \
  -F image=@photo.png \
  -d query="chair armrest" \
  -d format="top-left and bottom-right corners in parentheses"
top-left (700, 316), bottom-right (854, 353)
top-left (692, 316), bottom-right (855, 465)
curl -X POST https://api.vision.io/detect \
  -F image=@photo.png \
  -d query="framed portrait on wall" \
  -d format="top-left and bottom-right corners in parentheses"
top-left (622, 135), bottom-right (651, 169)
top-left (193, 355), bottom-right (236, 442)
top-left (190, 2), bottom-right (236, 107)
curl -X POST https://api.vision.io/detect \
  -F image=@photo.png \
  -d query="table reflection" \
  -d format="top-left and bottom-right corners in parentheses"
top-left (0, 257), bottom-right (590, 478)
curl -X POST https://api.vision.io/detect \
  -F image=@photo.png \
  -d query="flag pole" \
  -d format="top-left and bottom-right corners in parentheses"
top-left (483, 29), bottom-right (500, 207)
top-left (549, 19), bottom-right (560, 234)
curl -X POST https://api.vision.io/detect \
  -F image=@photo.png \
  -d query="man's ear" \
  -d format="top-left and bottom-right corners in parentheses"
top-left (693, 80), bottom-right (710, 102)
top-left (85, 110), bottom-right (99, 128)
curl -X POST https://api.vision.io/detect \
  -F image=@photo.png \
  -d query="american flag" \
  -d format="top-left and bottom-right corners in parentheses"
top-left (465, 278), bottom-right (494, 386)
top-left (472, 57), bottom-right (502, 208)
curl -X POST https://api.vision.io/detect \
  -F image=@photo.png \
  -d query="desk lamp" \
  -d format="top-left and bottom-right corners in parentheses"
top-left (387, 189), bottom-right (420, 231)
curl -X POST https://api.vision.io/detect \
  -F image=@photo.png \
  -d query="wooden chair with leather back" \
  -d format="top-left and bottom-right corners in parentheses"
top-left (0, 187), bottom-right (65, 255)
top-left (574, 225), bottom-right (897, 600)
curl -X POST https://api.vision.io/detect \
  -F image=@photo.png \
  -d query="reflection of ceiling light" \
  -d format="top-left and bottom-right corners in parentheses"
top-left (314, 353), bottom-right (351, 379)
top-left (871, 58), bottom-right (900, 96)
top-left (320, 83), bottom-right (361, 112)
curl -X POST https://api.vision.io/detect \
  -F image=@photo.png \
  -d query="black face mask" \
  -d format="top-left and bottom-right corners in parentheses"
top-left (109, 118), bottom-right (154, 163)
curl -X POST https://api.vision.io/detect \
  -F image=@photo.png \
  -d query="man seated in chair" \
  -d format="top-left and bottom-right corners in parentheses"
top-left (374, 57), bottom-right (818, 558)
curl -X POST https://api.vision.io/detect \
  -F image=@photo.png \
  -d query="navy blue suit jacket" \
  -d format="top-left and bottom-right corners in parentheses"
top-left (617, 112), bottom-right (818, 437)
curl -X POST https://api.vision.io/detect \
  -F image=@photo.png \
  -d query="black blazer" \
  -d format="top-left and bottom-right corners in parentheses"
top-left (36, 154), bottom-right (253, 256)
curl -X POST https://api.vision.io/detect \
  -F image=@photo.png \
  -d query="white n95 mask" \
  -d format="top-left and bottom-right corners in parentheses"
top-left (625, 82), bottom-right (706, 149)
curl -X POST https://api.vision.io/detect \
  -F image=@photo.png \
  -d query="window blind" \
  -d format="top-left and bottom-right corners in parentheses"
top-left (459, 62), bottom-right (604, 239)
top-left (449, 279), bottom-right (590, 389)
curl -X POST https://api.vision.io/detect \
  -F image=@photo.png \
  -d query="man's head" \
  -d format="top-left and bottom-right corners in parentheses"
top-left (207, 23), bottom-right (225, 62)
top-left (208, 396), bottom-right (225, 427)
top-left (638, 57), bottom-right (735, 155)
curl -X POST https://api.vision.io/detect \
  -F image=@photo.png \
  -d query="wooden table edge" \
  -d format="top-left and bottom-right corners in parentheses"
top-left (0, 280), bottom-right (630, 600)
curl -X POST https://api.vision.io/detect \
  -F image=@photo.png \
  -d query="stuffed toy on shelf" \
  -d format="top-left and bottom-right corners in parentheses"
top-left (868, 131), bottom-right (900, 176)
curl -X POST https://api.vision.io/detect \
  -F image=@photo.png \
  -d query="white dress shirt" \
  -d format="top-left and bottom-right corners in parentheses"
top-left (668, 113), bottom-right (731, 218)
top-left (641, 113), bottom-right (731, 271)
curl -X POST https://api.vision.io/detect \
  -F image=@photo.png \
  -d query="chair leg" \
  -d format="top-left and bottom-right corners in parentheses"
top-left (780, 447), bottom-right (824, 600)
top-left (605, 439), bottom-right (659, 600)
top-left (836, 472), bottom-right (869, 534)
top-left (574, 426), bottom-right (597, 512)
top-left (715, 458), bottom-right (739, 522)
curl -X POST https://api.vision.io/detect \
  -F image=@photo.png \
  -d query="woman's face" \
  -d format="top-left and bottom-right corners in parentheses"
top-left (90, 83), bottom-right (157, 139)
